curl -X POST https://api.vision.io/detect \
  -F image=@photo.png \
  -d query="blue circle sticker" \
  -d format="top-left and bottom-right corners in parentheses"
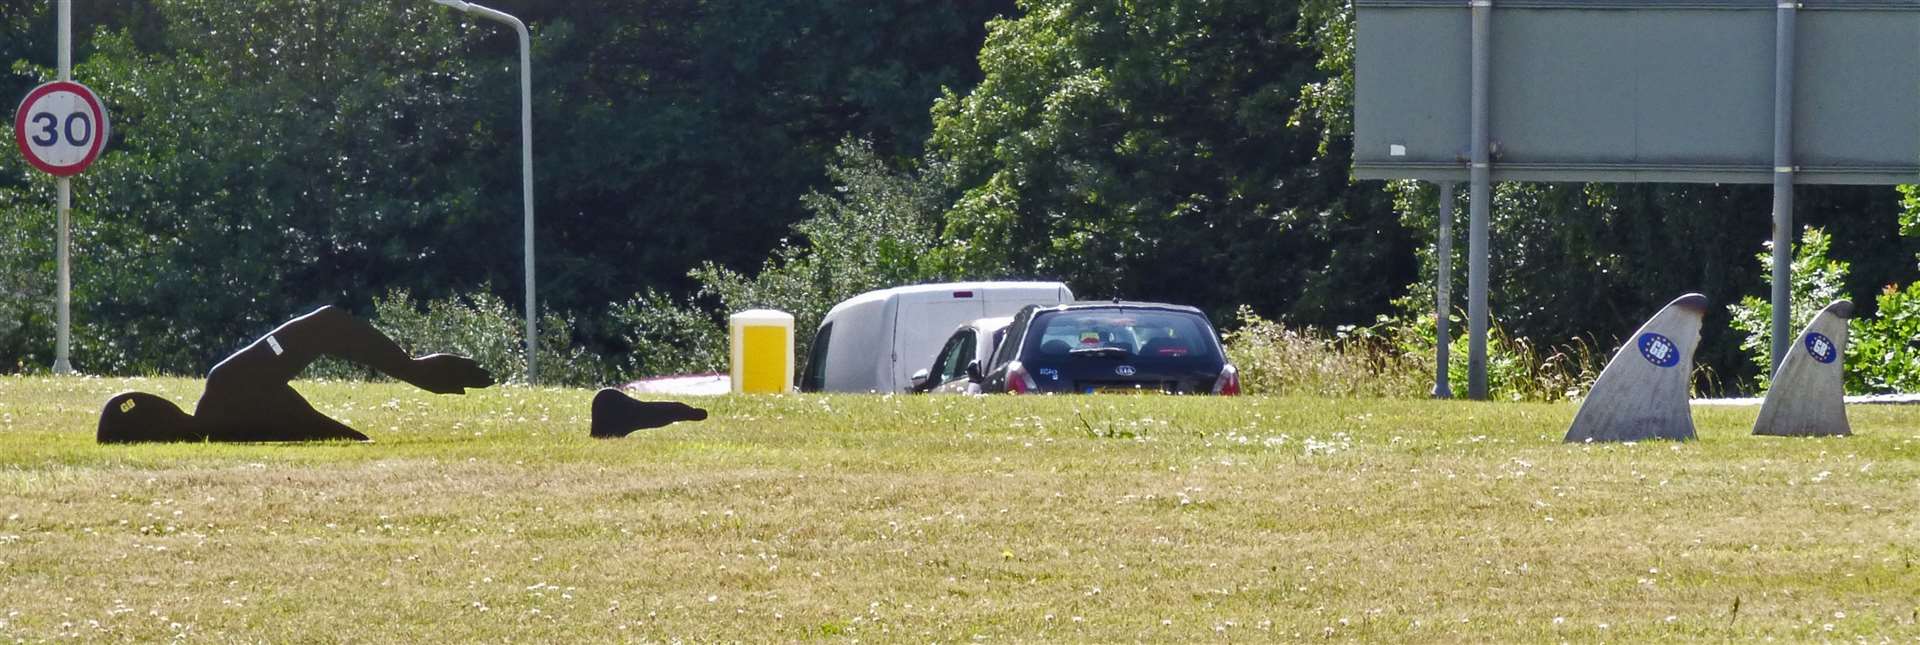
top-left (1804, 332), bottom-right (1837, 364)
top-left (1637, 332), bottom-right (1680, 368)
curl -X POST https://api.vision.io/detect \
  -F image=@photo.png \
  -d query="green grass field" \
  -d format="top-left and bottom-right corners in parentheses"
top-left (0, 375), bottom-right (1916, 641)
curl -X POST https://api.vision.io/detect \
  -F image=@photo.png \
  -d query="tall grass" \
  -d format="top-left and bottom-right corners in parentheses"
top-left (1220, 306), bottom-right (1605, 402)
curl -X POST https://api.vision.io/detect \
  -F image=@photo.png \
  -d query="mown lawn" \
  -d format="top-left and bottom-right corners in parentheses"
top-left (0, 374), bottom-right (1916, 641)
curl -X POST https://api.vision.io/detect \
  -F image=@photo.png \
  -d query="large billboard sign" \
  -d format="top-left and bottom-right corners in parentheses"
top-left (1354, 0), bottom-right (1920, 185)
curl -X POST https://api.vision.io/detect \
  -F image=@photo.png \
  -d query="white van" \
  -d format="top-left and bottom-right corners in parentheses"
top-left (799, 282), bottom-right (1075, 393)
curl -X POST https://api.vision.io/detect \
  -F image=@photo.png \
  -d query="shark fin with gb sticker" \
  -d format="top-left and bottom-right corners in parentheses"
top-left (1753, 300), bottom-right (1852, 437)
top-left (1564, 293), bottom-right (1707, 443)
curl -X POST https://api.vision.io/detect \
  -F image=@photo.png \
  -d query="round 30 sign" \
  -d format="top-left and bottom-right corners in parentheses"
top-left (14, 80), bottom-right (109, 177)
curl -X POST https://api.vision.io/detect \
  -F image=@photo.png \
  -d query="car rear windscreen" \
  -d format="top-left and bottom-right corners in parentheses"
top-left (1022, 309), bottom-right (1219, 364)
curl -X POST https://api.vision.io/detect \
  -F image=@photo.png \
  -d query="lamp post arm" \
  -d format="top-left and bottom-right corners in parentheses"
top-left (432, 0), bottom-right (537, 385)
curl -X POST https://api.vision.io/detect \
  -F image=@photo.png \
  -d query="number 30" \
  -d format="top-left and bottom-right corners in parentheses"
top-left (28, 111), bottom-right (91, 148)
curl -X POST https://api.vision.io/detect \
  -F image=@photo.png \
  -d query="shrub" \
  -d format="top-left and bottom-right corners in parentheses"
top-left (637, 137), bottom-right (950, 374)
top-left (1727, 226), bottom-right (1920, 394)
top-left (1221, 306), bottom-right (1426, 399)
top-left (1727, 227), bottom-right (1851, 391)
top-left (303, 288), bottom-right (611, 388)
top-left (1372, 296), bottom-right (1602, 402)
top-left (1849, 283), bottom-right (1920, 394)
top-left (610, 289), bottom-right (727, 378)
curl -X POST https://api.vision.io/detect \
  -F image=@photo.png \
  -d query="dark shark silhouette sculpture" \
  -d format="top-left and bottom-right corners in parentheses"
top-left (97, 306), bottom-right (494, 443)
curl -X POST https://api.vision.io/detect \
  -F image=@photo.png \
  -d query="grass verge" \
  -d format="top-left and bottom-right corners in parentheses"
top-left (0, 375), bottom-right (1916, 641)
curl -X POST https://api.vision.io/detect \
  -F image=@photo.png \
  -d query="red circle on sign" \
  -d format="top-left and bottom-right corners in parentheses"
top-left (14, 81), bottom-right (109, 177)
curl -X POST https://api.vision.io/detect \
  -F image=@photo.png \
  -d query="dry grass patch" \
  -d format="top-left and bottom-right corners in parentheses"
top-left (0, 375), bottom-right (1916, 640)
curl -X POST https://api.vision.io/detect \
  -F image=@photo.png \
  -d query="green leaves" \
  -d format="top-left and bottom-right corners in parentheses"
top-left (930, 0), bottom-right (1407, 323)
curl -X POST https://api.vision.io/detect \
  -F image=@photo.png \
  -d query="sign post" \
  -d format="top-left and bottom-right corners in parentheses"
top-left (14, 77), bottom-right (107, 375)
top-left (10, 0), bottom-right (108, 374)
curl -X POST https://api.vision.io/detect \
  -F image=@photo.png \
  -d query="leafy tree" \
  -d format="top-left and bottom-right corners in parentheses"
top-left (0, 1), bottom-right (498, 374)
top-left (0, 0), bottom-right (1018, 375)
top-left (927, 0), bottom-right (1411, 326)
top-left (677, 138), bottom-right (950, 372)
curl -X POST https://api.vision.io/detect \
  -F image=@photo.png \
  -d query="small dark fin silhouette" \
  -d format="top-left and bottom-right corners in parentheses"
top-left (1754, 300), bottom-right (1853, 437)
top-left (1565, 293), bottom-right (1707, 443)
top-left (590, 388), bottom-right (708, 438)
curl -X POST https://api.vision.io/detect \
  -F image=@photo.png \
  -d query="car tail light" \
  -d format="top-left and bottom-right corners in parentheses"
top-left (1212, 363), bottom-right (1240, 396)
top-left (1006, 361), bottom-right (1037, 394)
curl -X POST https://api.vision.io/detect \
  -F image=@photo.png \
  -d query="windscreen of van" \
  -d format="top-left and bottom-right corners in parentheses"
top-left (1020, 309), bottom-right (1219, 366)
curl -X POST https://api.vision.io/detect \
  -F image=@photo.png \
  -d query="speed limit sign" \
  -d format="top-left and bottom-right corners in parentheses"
top-left (14, 80), bottom-right (109, 177)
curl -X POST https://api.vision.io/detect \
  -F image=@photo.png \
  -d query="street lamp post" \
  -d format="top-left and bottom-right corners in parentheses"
top-left (431, 0), bottom-right (537, 386)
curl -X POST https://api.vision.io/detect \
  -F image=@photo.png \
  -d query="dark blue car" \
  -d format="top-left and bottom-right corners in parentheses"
top-left (980, 302), bottom-right (1239, 395)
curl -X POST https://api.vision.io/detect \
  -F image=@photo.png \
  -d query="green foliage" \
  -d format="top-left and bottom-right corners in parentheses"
top-left (1221, 307), bottom-right (1425, 398)
top-left (1370, 296), bottom-right (1602, 403)
top-left (928, 0), bottom-right (1409, 324)
top-left (1849, 283), bottom-right (1920, 393)
top-left (1727, 227), bottom-right (1851, 391)
top-left (1294, 0), bottom-right (1355, 154)
top-left (305, 289), bottom-right (610, 388)
top-left (0, 1), bottom-right (1014, 375)
top-left (609, 289), bottom-right (726, 378)
top-left (1899, 185), bottom-right (1920, 238)
top-left (677, 138), bottom-right (948, 369)
top-left (1726, 224), bottom-right (1920, 394)
top-left (1850, 185), bottom-right (1920, 393)
top-left (1221, 296), bottom-right (1602, 402)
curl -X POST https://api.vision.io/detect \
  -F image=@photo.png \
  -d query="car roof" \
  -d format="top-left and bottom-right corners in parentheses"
top-left (1033, 301), bottom-right (1208, 316)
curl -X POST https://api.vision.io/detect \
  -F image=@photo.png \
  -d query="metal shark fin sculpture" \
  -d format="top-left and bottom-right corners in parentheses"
top-left (1564, 293), bottom-right (1708, 443)
top-left (1753, 300), bottom-right (1853, 437)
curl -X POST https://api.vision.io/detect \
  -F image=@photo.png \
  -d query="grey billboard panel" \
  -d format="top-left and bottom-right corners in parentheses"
top-left (1354, 2), bottom-right (1920, 185)
top-left (1354, 8), bottom-right (1472, 167)
top-left (1795, 12), bottom-right (1920, 170)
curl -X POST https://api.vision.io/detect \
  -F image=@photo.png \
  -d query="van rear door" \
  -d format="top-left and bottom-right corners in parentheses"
top-left (889, 290), bottom-right (988, 391)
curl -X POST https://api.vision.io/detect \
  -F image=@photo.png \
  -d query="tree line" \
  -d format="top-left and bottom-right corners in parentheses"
top-left (1, 0), bottom-right (1914, 392)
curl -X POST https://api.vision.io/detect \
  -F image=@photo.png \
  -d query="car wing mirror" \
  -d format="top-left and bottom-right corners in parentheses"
top-left (965, 360), bottom-right (983, 383)
top-left (910, 368), bottom-right (931, 390)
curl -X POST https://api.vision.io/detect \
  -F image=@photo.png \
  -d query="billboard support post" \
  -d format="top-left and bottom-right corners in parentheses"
top-left (1769, 2), bottom-right (1798, 375)
top-left (1435, 181), bottom-right (1456, 399)
top-left (1466, 0), bottom-right (1492, 400)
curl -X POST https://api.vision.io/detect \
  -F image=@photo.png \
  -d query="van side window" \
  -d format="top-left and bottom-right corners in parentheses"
top-left (801, 323), bottom-right (832, 392)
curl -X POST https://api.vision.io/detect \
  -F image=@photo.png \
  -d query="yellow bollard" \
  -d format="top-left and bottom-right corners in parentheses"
top-left (729, 309), bottom-right (794, 394)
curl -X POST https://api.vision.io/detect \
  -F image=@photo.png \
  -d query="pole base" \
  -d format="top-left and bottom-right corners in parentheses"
top-left (52, 359), bottom-right (73, 375)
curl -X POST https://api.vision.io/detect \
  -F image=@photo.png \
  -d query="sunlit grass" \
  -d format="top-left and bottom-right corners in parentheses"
top-left (0, 374), bottom-right (1916, 640)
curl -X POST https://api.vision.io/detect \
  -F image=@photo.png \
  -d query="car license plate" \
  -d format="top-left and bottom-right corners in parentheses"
top-left (1088, 385), bottom-right (1162, 395)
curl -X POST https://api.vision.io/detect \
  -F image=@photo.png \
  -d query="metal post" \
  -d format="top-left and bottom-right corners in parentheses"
top-left (1435, 181), bottom-right (1456, 399)
top-left (432, 0), bottom-right (536, 385)
top-left (1467, 0), bottom-right (1493, 400)
top-left (513, 15), bottom-right (534, 387)
top-left (1769, 0), bottom-right (1797, 375)
top-left (52, 0), bottom-right (73, 375)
